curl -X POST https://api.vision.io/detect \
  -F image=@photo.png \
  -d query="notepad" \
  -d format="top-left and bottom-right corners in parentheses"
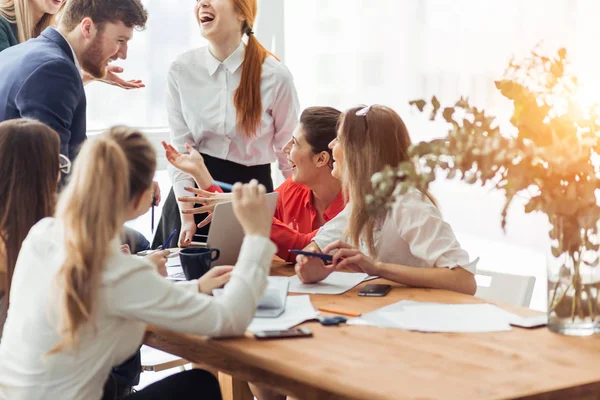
top-left (288, 272), bottom-right (370, 295)
top-left (246, 295), bottom-right (317, 333)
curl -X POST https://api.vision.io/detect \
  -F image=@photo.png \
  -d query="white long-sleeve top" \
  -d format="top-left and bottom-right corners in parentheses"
top-left (0, 218), bottom-right (275, 400)
top-left (166, 41), bottom-right (300, 199)
top-left (314, 190), bottom-right (478, 274)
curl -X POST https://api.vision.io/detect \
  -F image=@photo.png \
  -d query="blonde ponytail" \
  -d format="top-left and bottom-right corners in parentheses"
top-left (50, 127), bottom-right (156, 354)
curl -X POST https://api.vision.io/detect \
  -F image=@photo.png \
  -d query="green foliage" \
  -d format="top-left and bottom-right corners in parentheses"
top-left (370, 48), bottom-right (600, 258)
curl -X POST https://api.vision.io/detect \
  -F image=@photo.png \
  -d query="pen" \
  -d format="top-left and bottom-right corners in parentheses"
top-left (151, 193), bottom-right (155, 234)
top-left (318, 307), bottom-right (361, 317)
top-left (212, 180), bottom-right (234, 192)
top-left (159, 229), bottom-right (178, 250)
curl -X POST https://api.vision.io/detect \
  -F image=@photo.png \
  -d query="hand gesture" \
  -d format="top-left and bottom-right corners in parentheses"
top-left (178, 188), bottom-right (233, 228)
top-left (162, 141), bottom-right (206, 177)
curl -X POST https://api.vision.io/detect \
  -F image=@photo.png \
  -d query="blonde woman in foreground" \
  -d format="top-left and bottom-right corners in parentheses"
top-left (0, 126), bottom-right (275, 400)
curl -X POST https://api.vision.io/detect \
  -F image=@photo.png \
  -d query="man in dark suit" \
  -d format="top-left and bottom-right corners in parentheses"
top-left (0, 0), bottom-right (147, 160)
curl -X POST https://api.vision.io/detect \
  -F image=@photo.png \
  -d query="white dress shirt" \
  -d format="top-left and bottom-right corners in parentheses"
top-left (314, 190), bottom-right (478, 274)
top-left (166, 42), bottom-right (300, 198)
top-left (0, 218), bottom-right (275, 400)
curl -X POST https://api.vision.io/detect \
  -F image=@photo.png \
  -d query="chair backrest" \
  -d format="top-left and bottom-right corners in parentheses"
top-left (474, 270), bottom-right (536, 308)
top-left (140, 345), bottom-right (188, 372)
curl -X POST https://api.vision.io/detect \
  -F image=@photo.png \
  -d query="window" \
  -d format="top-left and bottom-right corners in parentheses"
top-left (85, 0), bottom-right (207, 132)
top-left (283, 0), bottom-right (600, 310)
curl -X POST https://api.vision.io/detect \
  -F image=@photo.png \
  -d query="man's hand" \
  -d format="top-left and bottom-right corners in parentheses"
top-left (82, 65), bottom-right (145, 90)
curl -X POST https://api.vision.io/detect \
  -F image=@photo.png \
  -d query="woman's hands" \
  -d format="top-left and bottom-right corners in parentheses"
top-left (145, 250), bottom-right (171, 277)
top-left (295, 241), bottom-right (380, 283)
top-left (178, 188), bottom-right (233, 229)
top-left (232, 180), bottom-right (271, 238)
top-left (197, 266), bottom-right (233, 294)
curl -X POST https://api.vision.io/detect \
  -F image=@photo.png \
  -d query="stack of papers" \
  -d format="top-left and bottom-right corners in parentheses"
top-left (288, 272), bottom-right (375, 295)
top-left (246, 295), bottom-right (317, 333)
top-left (347, 300), bottom-right (546, 333)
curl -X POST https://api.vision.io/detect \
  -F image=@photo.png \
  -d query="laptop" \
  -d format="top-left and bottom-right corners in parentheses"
top-left (191, 192), bottom-right (279, 266)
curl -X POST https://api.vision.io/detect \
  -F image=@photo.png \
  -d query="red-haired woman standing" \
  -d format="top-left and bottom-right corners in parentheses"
top-left (154, 0), bottom-right (300, 248)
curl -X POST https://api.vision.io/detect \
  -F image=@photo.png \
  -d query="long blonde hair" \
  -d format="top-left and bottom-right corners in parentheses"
top-left (231, 0), bottom-right (279, 137)
top-left (340, 105), bottom-right (419, 256)
top-left (0, 0), bottom-right (63, 43)
top-left (49, 127), bottom-right (156, 354)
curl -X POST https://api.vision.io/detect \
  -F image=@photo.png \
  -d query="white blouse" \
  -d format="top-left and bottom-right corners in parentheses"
top-left (0, 218), bottom-right (275, 400)
top-left (313, 190), bottom-right (478, 274)
top-left (166, 41), bottom-right (300, 198)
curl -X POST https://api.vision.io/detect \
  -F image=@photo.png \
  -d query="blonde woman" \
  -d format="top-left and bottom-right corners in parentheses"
top-left (0, 127), bottom-right (276, 400)
top-left (295, 105), bottom-right (478, 295)
top-left (0, 0), bottom-right (63, 49)
top-left (0, 0), bottom-right (143, 89)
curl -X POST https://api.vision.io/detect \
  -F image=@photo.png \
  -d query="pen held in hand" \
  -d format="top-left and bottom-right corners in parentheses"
top-left (159, 228), bottom-right (178, 250)
top-left (212, 180), bottom-right (234, 192)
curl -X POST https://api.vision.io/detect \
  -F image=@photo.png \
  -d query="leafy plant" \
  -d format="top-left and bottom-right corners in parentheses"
top-left (368, 48), bottom-right (600, 321)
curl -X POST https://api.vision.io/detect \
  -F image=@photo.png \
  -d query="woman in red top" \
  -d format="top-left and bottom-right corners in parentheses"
top-left (163, 106), bottom-right (344, 261)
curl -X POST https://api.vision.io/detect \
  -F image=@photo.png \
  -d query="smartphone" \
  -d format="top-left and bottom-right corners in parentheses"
top-left (289, 249), bottom-right (333, 263)
top-left (358, 284), bottom-right (392, 297)
top-left (254, 327), bottom-right (313, 340)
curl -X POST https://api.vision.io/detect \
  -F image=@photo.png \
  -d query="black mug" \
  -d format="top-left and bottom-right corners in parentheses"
top-left (179, 248), bottom-right (220, 280)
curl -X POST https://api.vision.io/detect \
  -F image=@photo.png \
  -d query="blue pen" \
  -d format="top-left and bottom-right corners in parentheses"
top-left (212, 180), bottom-right (234, 192)
top-left (290, 249), bottom-right (333, 263)
top-left (159, 229), bottom-right (178, 250)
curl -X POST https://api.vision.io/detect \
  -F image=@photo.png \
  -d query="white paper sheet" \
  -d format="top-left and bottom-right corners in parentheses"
top-left (288, 272), bottom-right (369, 295)
top-left (348, 302), bottom-right (512, 333)
top-left (374, 300), bottom-right (547, 329)
top-left (246, 295), bottom-right (317, 333)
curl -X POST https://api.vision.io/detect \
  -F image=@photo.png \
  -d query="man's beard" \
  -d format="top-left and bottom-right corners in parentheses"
top-left (81, 37), bottom-right (109, 79)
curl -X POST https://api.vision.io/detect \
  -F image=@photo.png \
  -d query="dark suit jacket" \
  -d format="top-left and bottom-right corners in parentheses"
top-left (0, 27), bottom-right (86, 159)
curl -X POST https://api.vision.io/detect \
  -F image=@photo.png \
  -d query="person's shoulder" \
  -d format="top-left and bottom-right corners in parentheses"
top-left (262, 55), bottom-right (294, 84)
top-left (276, 177), bottom-right (310, 200)
top-left (170, 46), bottom-right (209, 73)
top-left (19, 217), bottom-right (61, 256)
top-left (103, 250), bottom-right (156, 284)
top-left (0, 15), bottom-right (13, 30)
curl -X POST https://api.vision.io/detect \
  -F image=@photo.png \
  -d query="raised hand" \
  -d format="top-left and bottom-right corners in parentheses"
top-left (231, 180), bottom-right (271, 238)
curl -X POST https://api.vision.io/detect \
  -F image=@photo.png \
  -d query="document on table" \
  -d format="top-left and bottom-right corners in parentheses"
top-left (347, 301), bottom-right (512, 333)
top-left (288, 272), bottom-right (372, 295)
top-left (166, 256), bottom-right (185, 281)
top-left (386, 301), bottom-right (547, 328)
top-left (246, 295), bottom-right (318, 333)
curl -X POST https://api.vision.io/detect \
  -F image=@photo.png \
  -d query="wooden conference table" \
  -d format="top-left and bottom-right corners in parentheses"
top-left (145, 259), bottom-right (600, 400)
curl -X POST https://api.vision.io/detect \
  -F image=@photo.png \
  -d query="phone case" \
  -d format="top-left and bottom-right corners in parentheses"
top-left (254, 328), bottom-right (313, 340)
top-left (358, 284), bottom-right (392, 297)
